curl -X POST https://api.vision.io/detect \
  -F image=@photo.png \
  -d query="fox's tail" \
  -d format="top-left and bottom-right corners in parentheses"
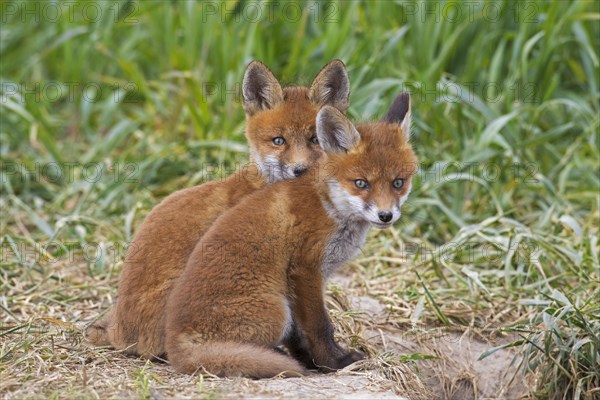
top-left (169, 339), bottom-right (307, 378)
top-left (85, 308), bottom-right (114, 346)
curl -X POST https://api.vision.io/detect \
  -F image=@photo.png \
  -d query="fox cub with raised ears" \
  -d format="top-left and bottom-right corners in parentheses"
top-left (86, 60), bottom-right (351, 359)
top-left (165, 93), bottom-right (417, 378)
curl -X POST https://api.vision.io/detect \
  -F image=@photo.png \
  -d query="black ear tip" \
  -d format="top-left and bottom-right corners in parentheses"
top-left (384, 92), bottom-right (411, 124)
top-left (317, 105), bottom-right (345, 128)
top-left (321, 59), bottom-right (348, 76)
top-left (245, 60), bottom-right (269, 73)
top-left (318, 104), bottom-right (338, 118)
top-left (329, 59), bottom-right (346, 68)
top-left (398, 91), bottom-right (410, 103)
top-left (244, 61), bottom-right (258, 78)
top-left (393, 92), bottom-right (410, 109)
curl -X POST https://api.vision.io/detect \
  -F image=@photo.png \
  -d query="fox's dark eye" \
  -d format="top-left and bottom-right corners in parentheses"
top-left (272, 137), bottom-right (286, 146)
top-left (393, 178), bottom-right (404, 189)
top-left (310, 136), bottom-right (319, 144)
top-left (355, 179), bottom-right (369, 189)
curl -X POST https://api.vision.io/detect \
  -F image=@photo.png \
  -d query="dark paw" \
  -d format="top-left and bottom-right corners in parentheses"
top-left (317, 350), bottom-right (366, 373)
top-left (336, 350), bottom-right (365, 368)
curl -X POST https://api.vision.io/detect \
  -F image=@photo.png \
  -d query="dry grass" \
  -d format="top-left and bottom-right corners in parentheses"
top-left (1, 236), bottom-right (529, 400)
top-left (0, 260), bottom-right (414, 399)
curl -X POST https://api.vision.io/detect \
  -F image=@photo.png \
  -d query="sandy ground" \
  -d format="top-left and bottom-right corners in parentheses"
top-left (1, 262), bottom-right (531, 399)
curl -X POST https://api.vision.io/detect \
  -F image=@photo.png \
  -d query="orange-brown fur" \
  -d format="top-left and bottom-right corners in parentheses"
top-left (165, 96), bottom-right (417, 377)
top-left (86, 60), bottom-right (351, 359)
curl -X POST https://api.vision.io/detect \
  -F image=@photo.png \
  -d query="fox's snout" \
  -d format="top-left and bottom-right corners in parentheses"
top-left (255, 157), bottom-right (313, 182)
top-left (365, 202), bottom-right (401, 228)
top-left (291, 164), bottom-right (308, 177)
top-left (377, 210), bottom-right (393, 223)
top-left (283, 145), bottom-right (316, 177)
top-left (280, 161), bottom-right (310, 180)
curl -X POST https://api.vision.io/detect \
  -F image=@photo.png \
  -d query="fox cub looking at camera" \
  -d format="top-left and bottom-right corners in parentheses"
top-left (165, 93), bottom-right (417, 378)
top-left (86, 60), bottom-right (351, 359)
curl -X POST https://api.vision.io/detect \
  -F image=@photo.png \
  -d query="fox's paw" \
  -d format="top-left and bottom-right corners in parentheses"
top-left (317, 350), bottom-right (365, 373)
top-left (336, 350), bottom-right (365, 368)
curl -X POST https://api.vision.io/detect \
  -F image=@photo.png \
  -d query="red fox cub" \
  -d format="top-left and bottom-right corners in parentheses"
top-left (86, 60), bottom-right (351, 359)
top-left (165, 93), bottom-right (417, 378)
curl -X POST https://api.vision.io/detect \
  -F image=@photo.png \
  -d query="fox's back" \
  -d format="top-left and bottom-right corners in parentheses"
top-left (183, 174), bottom-right (334, 276)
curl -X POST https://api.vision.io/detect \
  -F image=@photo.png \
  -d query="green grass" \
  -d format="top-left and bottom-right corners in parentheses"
top-left (1, 0), bottom-right (599, 398)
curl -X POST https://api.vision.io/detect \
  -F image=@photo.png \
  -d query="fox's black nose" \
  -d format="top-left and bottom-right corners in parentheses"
top-left (293, 165), bottom-right (308, 177)
top-left (378, 211), bottom-right (393, 223)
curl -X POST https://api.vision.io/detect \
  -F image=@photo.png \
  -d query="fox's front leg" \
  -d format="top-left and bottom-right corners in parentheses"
top-left (281, 319), bottom-right (315, 369)
top-left (284, 316), bottom-right (363, 371)
top-left (290, 277), bottom-right (364, 372)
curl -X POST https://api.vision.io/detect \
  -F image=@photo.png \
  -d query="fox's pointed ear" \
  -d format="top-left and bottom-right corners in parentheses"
top-left (242, 61), bottom-right (284, 116)
top-left (309, 60), bottom-right (350, 112)
top-left (316, 106), bottom-right (360, 153)
top-left (383, 92), bottom-right (411, 140)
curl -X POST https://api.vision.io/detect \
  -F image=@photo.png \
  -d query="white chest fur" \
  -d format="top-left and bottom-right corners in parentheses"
top-left (321, 220), bottom-right (370, 278)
